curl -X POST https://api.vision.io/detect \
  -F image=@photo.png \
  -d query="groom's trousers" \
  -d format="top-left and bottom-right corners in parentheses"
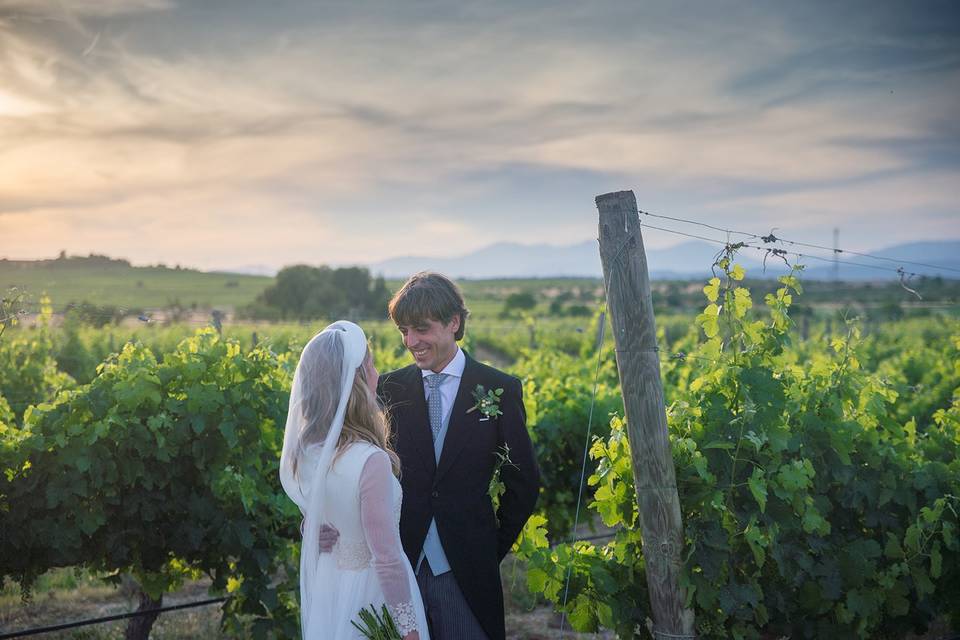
top-left (416, 560), bottom-right (489, 640)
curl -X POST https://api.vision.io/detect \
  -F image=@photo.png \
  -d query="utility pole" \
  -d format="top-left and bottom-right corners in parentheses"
top-left (596, 190), bottom-right (696, 639)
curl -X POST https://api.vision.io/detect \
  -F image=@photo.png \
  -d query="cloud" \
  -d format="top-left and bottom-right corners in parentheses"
top-left (0, 0), bottom-right (174, 19)
top-left (0, 0), bottom-right (957, 267)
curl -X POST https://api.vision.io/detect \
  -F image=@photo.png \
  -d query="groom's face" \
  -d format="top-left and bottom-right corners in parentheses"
top-left (398, 315), bottom-right (460, 373)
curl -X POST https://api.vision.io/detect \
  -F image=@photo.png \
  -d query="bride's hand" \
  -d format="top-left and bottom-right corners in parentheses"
top-left (317, 523), bottom-right (339, 553)
top-left (402, 632), bottom-right (419, 640)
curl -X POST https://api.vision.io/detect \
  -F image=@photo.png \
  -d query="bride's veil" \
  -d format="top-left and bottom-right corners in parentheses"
top-left (279, 320), bottom-right (368, 631)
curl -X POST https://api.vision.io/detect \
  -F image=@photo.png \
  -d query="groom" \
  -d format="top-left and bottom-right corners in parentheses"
top-left (381, 272), bottom-right (540, 640)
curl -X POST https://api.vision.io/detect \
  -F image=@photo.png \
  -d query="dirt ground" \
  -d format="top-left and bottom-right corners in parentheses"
top-left (2, 565), bottom-right (953, 640)
top-left (0, 565), bottom-right (612, 640)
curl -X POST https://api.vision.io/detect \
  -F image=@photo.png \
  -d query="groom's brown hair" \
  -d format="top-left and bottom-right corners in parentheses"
top-left (388, 271), bottom-right (469, 341)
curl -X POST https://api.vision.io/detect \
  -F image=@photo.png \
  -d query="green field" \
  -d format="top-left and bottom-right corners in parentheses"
top-left (0, 257), bottom-right (605, 318)
top-left (3, 256), bottom-right (957, 324)
top-left (0, 258), bottom-right (272, 312)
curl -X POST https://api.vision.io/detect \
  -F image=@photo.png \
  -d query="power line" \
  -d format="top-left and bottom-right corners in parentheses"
top-left (638, 209), bottom-right (960, 276)
top-left (637, 221), bottom-right (928, 279)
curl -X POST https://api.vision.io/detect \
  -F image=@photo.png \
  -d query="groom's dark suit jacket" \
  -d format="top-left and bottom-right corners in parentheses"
top-left (378, 352), bottom-right (540, 640)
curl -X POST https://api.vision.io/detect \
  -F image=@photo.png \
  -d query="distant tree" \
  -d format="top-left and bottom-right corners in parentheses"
top-left (333, 267), bottom-right (373, 311)
top-left (369, 275), bottom-right (391, 319)
top-left (63, 301), bottom-right (128, 327)
top-left (261, 264), bottom-right (318, 317)
top-left (44, 253), bottom-right (131, 268)
top-left (663, 291), bottom-right (684, 309)
top-left (876, 301), bottom-right (905, 322)
top-left (253, 265), bottom-right (389, 320)
top-left (502, 292), bottom-right (536, 316)
top-left (165, 298), bottom-right (189, 323)
top-left (791, 303), bottom-right (814, 318)
top-left (577, 287), bottom-right (596, 302)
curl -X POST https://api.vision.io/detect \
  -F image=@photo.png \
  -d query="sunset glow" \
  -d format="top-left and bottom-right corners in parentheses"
top-left (1, 0), bottom-right (957, 272)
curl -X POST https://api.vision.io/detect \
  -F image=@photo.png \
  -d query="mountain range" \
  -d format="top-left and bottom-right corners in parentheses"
top-left (361, 239), bottom-right (960, 281)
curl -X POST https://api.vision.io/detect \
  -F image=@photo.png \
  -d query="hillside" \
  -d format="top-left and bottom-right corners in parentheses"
top-left (0, 255), bottom-right (272, 312)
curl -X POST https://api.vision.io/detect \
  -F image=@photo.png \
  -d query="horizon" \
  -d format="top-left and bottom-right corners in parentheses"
top-left (1, 0), bottom-right (958, 271)
top-left (7, 234), bottom-right (959, 280)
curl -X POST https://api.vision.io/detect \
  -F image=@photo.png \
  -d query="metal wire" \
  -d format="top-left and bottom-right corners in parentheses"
top-left (638, 208), bottom-right (960, 275)
top-left (0, 596), bottom-right (228, 639)
top-left (558, 308), bottom-right (608, 639)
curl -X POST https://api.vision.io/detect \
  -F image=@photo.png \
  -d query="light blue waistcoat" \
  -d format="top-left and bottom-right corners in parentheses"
top-left (416, 389), bottom-right (454, 576)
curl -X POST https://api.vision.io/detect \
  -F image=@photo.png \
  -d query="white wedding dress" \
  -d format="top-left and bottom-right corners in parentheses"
top-left (298, 441), bottom-right (429, 639)
top-left (279, 321), bottom-right (428, 640)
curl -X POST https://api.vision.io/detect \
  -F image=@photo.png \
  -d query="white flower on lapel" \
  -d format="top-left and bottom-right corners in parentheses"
top-left (467, 384), bottom-right (503, 419)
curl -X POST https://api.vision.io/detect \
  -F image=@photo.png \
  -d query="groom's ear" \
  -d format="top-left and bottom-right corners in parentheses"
top-left (447, 314), bottom-right (461, 336)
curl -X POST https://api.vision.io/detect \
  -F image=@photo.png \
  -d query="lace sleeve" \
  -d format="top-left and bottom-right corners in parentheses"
top-left (359, 451), bottom-right (418, 636)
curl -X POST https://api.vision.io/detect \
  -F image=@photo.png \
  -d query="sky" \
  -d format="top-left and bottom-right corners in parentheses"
top-left (0, 0), bottom-right (958, 272)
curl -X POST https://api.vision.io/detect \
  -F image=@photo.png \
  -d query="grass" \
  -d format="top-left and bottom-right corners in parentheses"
top-left (0, 260), bottom-right (272, 312)
top-left (0, 258), bottom-right (598, 319)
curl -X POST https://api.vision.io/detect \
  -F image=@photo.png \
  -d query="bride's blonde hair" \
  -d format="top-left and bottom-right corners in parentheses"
top-left (295, 337), bottom-right (400, 478)
top-left (333, 356), bottom-right (401, 477)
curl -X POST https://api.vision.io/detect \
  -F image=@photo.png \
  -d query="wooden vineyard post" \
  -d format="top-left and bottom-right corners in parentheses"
top-left (595, 191), bottom-right (696, 639)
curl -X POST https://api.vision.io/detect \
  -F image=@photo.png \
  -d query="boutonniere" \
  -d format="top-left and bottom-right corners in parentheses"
top-left (466, 384), bottom-right (503, 419)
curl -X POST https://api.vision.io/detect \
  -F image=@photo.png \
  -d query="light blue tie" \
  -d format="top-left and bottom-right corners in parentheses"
top-left (426, 373), bottom-right (448, 442)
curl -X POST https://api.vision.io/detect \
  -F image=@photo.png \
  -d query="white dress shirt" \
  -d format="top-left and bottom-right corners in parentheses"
top-left (420, 346), bottom-right (465, 432)
top-left (416, 345), bottom-right (464, 575)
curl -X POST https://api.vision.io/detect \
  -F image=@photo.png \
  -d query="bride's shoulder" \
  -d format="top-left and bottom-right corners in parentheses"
top-left (337, 441), bottom-right (386, 465)
top-left (332, 442), bottom-right (391, 482)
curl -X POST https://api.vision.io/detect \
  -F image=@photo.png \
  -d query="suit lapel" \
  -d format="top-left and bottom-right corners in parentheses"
top-left (396, 366), bottom-right (436, 477)
top-left (436, 353), bottom-right (482, 481)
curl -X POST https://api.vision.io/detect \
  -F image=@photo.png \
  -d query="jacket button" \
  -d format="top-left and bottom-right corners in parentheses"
top-left (431, 490), bottom-right (439, 498)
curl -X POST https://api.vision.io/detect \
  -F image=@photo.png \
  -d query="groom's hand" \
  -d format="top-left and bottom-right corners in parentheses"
top-left (317, 524), bottom-right (339, 553)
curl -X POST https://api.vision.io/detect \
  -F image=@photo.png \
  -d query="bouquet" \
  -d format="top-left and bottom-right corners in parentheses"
top-left (352, 604), bottom-right (403, 640)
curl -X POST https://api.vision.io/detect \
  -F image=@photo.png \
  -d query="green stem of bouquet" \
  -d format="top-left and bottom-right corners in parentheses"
top-left (351, 604), bottom-right (403, 640)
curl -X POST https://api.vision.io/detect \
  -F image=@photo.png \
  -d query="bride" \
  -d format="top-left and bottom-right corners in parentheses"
top-left (280, 321), bottom-right (427, 640)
